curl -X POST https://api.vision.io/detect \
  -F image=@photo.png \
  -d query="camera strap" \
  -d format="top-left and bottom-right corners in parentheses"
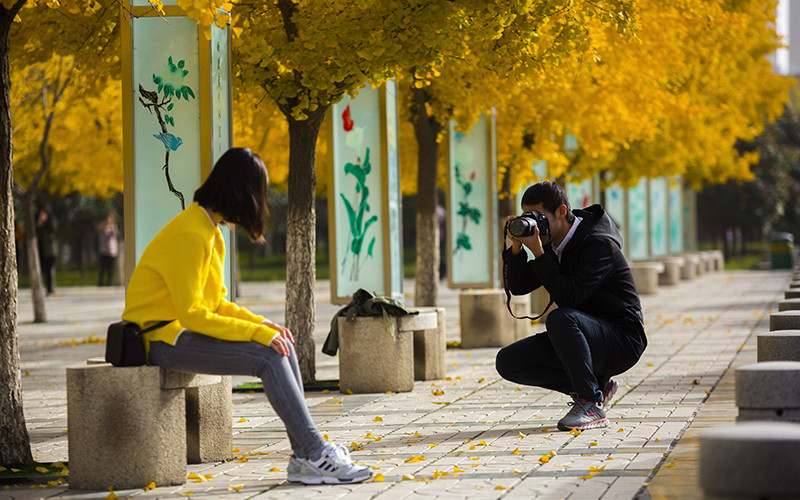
top-left (502, 229), bottom-right (553, 321)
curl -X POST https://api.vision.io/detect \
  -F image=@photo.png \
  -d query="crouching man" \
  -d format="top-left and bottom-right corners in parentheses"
top-left (496, 181), bottom-right (647, 431)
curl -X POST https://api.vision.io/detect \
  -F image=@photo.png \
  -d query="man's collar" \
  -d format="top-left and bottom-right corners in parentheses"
top-left (554, 216), bottom-right (583, 261)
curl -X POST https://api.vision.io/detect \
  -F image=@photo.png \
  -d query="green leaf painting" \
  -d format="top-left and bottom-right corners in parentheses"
top-left (453, 163), bottom-right (482, 256)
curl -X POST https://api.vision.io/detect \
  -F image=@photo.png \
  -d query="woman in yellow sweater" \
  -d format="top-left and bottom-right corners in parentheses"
top-left (123, 148), bottom-right (371, 485)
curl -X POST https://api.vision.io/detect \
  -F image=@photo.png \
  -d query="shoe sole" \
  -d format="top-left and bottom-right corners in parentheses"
top-left (287, 473), bottom-right (373, 485)
top-left (557, 417), bottom-right (609, 431)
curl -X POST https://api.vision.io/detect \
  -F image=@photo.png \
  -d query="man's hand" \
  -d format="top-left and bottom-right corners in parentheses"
top-left (506, 215), bottom-right (545, 258)
top-left (262, 319), bottom-right (294, 356)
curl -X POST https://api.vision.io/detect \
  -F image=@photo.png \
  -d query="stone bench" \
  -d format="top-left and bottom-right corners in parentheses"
top-left (757, 330), bottom-right (800, 362)
top-left (679, 253), bottom-right (700, 280)
top-left (655, 256), bottom-right (684, 286)
top-left (630, 261), bottom-right (665, 295)
top-left (735, 361), bottom-right (800, 422)
top-left (459, 289), bottom-right (531, 348)
top-left (700, 422), bottom-right (800, 498)
top-left (338, 307), bottom-right (442, 394)
top-left (778, 298), bottom-right (800, 311)
top-left (785, 288), bottom-right (800, 299)
top-left (770, 310), bottom-right (800, 331)
top-left (67, 362), bottom-right (233, 490)
top-left (707, 249), bottom-right (724, 271)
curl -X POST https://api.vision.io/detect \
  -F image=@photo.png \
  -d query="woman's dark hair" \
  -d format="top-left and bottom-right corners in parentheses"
top-left (194, 148), bottom-right (270, 242)
top-left (521, 181), bottom-right (576, 223)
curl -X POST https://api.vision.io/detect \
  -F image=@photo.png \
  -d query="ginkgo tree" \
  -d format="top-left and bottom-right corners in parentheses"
top-left (401, 0), bottom-right (639, 306)
top-left (231, 0), bottom-right (535, 383)
top-left (0, 0), bottom-right (227, 467)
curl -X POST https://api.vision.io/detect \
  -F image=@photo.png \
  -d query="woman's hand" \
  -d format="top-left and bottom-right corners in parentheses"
top-left (262, 319), bottom-right (294, 356)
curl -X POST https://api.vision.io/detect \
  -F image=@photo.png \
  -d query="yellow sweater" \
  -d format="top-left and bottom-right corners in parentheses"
top-left (122, 203), bottom-right (278, 348)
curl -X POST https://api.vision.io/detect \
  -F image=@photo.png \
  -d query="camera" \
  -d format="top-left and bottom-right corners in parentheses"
top-left (507, 210), bottom-right (550, 238)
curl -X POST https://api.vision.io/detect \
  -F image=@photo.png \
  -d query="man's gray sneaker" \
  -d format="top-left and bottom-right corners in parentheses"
top-left (287, 444), bottom-right (373, 485)
top-left (557, 394), bottom-right (609, 431)
top-left (602, 379), bottom-right (619, 410)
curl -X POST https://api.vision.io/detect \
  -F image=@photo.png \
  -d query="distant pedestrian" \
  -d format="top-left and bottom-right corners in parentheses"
top-left (123, 148), bottom-right (372, 485)
top-left (36, 205), bottom-right (57, 295)
top-left (96, 213), bottom-right (120, 286)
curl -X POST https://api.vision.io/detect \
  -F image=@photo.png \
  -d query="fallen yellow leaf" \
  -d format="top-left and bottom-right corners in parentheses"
top-left (232, 447), bottom-right (240, 453)
top-left (665, 461), bottom-right (676, 468)
top-left (237, 417), bottom-right (246, 423)
top-left (144, 482), bottom-right (156, 491)
top-left (431, 389), bottom-right (444, 396)
top-left (236, 456), bottom-right (248, 462)
top-left (107, 490), bottom-right (118, 500)
top-left (569, 429), bottom-right (582, 435)
top-left (519, 432), bottom-right (527, 438)
top-left (589, 465), bottom-right (606, 472)
top-left (323, 434), bottom-right (329, 441)
top-left (228, 484), bottom-right (243, 492)
top-left (478, 440), bottom-right (487, 446)
top-left (402, 474), bottom-right (415, 481)
top-left (180, 491), bottom-right (194, 496)
top-left (548, 451), bottom-right (556, 457)
top-left (453, 466), bottom-right (465, 473)
top-left (589, 441), bottom-right (598, 446)
top-left (24, 369), bottom-right (30, 376)
top-left (35, 466), bottom-right (48, 474)
top-left (469, 445), bottom-right (476, 450)
top-left (345, 389), bottom-right (354, 395)
top-left (374, 416), bottom-right (383, 422)
top-left (539, 455), bottom-right (549, 463)
top-left (478, 378), bottom-right (485, 383)
top-left (414, 431), bottom-right (423, 438)
top-left (334, 397), bottom-right (342, 403)
top-left (373, 473), bottom-right (385, 482)
top-left (617, 428), bottom-right (624, 433)
top-left (404, 455), bottom-right (425, 463)
top-left (512, 448), bottom-right (520, 455)
top-left (322, 389), bottom-right (330, 393)
top-left (269, 467), bottom-right (281, 472)
top-left (495, 485), bottom-right (506, 490)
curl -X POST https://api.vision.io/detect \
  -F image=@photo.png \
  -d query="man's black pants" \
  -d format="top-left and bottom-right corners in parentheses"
top-left (495, 307), bottom-right (646, 403)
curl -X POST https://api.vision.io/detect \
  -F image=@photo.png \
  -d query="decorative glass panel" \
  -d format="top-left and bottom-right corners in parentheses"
top-left (132, 16), bottom-right (202, 261)
top-left (449, 114), bottom-right (495, 287)
top-left (669, 176), bottom-right (683, 254)
top-left (649, 177), bottom-right (668, 257)
top-left (628, 178), bottom-right (649, 260)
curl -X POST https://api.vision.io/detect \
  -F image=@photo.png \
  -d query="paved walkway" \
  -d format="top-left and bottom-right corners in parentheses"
top-left (5, 267), bottom-right (789, 499)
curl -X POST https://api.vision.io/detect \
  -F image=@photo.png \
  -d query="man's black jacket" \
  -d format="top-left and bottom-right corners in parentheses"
top-left (503, 204), bottom-right (645, 337)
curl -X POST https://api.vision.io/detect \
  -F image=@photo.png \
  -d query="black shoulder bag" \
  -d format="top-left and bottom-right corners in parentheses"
top-left (105, 320), bottom-right (172, 366)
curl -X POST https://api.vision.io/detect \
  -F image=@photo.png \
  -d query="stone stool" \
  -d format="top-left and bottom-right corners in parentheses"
top-left (412, 307), bottom-right (447, 381)
top-left (757, 331), bottom-right (800, 362)
top-left (68, 364), bottom-right (233, 490)
top-left (630, 261), bottom-right (665, 294)
top-left (338, 309), bottom-right (438, 393)
top-left (708, 249), bottom-right (724, 271)
top-left (770, 310), bottom-right (800, 331)
top-left (700, 422), bottom-right (800, 498)
top-left (656, 256), bottom-right (684, 285)
top-left (459, 289), bottom-right (531, 348)
top-left (785, 288), bottom-right (800, 299)
top-left (680, 253), bottom-right (700, 280)
top-left (735, 361), bottom-right (800, 422)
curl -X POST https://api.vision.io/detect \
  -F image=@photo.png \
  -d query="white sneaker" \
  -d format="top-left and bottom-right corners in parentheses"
top-left (287, 444), bottom-right (373, 485)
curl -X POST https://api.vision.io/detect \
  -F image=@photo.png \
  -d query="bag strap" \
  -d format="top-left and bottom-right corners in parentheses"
top-left (137, 320), bottom-right (173, 335)
top-left (502, 221), bottom-right (553, 321)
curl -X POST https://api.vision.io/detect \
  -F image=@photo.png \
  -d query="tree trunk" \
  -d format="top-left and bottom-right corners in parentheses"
top-left (0, 0), bottom-right (34, 467)
top-left (22, 192), bottom-right (46, 322)
top-left (284, 109), bottom-right (326, 384)
top-left (412, 87), bottom-right (443, 307)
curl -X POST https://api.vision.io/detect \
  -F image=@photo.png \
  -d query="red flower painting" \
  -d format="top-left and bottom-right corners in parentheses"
top-left (342, 104), bottom-right (354, 132)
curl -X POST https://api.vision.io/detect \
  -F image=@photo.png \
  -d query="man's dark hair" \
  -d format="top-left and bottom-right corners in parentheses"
top-left (194, 147), bottom-right (270, 242)
top-left (521, 181), bottom-right (576, 223)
